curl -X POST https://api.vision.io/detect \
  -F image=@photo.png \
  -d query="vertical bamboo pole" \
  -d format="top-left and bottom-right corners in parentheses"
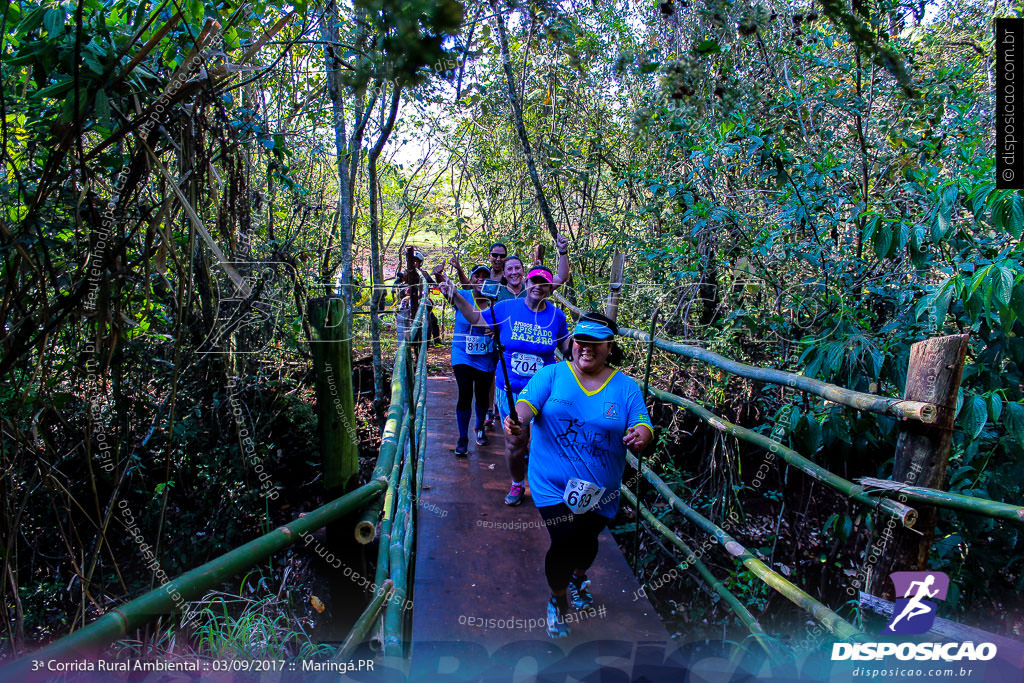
top-left (308, 296), bottom-right (359, 493)
top-left (604, 251), bottom-right (625, 321)
top-left (867, 334), bottom-right (969, 597)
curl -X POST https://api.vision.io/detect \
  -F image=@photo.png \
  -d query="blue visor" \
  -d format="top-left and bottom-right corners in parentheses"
top-left (572, 320), bottom-right (615, 341)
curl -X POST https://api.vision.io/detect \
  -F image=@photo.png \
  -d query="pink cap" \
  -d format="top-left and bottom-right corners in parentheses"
top-left (526, 267), bottom-right (553, 284)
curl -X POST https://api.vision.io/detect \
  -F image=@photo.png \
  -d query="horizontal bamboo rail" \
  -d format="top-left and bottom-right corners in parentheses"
top-left (552, 293), bottom-right (937, 424)
top-left (11, 480), bottom-right (387, 669)
top-left (620, 488), bottom-right (783, 663)
top-left (648, 385), bottom-right (918, 527)
top-left (626, 453), bottom-right (865, 642)
top-left (857, 478), bottom-right (1024, 525)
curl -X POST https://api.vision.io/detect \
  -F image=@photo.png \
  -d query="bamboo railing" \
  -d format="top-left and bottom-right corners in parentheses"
top-left (7, 481), bottom-right (387, 670)
top-left (626, 454), bottom-right (865, 642)
top-left (620, 487), bottom-right (785, 662)
top-left (9, 285), bottom-right (433, 671)
top-left (552, 285), bottom-right (1012, 650)
top-left (554, 292), bottom-right (937, 423)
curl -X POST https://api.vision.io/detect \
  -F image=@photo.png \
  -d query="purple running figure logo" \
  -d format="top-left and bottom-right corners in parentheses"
top-left (886, 571), bottom-right (949, 634)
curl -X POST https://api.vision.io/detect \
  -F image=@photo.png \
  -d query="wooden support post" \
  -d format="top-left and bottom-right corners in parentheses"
top-left (605, 251), bottom-right (625, 322)
top-left (534, 243), bottom-right (545, 266)
top-left (308, 296), bottom-right (359, 494)
top-left (867, 334), bottom-right (969, 598)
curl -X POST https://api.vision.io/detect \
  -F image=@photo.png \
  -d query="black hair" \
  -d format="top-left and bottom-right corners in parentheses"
top-left (489, 242), bottom-right (508, 254)
top-left (571, 311), bottom-right (624, 366)
top-left (504, 254), bottom-right (523, 266)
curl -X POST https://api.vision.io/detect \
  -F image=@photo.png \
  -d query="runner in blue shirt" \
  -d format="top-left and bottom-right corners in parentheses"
top-left (439, 264), bottom-right (498, 455)
top-left (441, 266), bottom-right (570, 506)
top-left (505, 312), bottom-right (653, 638)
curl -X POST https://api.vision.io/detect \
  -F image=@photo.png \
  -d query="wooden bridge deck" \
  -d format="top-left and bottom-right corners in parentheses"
top-left (407, 376), bottom-right (671, 679)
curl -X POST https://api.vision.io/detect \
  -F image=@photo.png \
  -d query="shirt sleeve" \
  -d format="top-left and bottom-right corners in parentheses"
top-left (517, 363), bottom-right (556, 417)
top-left (624, 377), bottom-right (654, 433)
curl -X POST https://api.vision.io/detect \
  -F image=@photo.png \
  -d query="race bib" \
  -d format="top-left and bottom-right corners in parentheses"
top-left (510, 352), bottom-right (543, 377)
top-left (562, 478), bottom-right (606, 514)
top-left (465, 335), bottom-right (492, 355)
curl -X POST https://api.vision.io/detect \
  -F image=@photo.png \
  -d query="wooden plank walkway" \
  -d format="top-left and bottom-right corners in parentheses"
top-left (407, 376), bottom-right (670, 679)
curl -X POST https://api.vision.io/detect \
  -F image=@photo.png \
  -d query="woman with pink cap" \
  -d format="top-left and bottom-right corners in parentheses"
top-left (440, 266), bottom-right (571, 505)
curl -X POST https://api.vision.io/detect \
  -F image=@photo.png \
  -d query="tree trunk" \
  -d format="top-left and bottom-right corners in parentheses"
top-left (490, 1), bottom-right (558, 240)
top-left (368, 84), bottom-right (402, 424)
top-left (319, 0), bottom-right (377, 494)
top-left (866, 334), bottom-right (969, 598)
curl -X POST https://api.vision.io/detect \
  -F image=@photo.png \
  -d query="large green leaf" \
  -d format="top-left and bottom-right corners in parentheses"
top-left (958, 394), bottom-right (987, 439)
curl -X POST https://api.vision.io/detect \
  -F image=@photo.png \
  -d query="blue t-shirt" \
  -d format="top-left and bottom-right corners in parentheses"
top-left (485, 298), bottom-right (569, 392)
top-left (518, 362), bottom-right (653, 518)
top-left (451, 289), bottom-right (497, 372)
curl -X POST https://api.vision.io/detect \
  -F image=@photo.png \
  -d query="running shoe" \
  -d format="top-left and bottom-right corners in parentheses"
top-left (567, 574), bottom-right (594, 610)
top-left (484, 410), bottom-right (495, 429)
top-left (504, 482), bottom-right (525, 506)
top-left (454, 437), bottom-right (469, 456)
top-left (546, 596), bottom-right (571, 639)
top-left (475, 428), bottom-right (488, 446)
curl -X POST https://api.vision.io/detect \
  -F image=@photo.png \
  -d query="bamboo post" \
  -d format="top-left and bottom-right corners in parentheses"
top-left (867, 335), bottom-right (969, 597)
top-left (308, 296), bottom-right (359, 493)
top-left (604, 251), bottom-right (625, 321)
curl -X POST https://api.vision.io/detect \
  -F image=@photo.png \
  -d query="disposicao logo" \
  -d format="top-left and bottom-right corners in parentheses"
top-left (831, 571), bottom-right (997, 662)
top-left (887, 571), bottom-right (949, 634)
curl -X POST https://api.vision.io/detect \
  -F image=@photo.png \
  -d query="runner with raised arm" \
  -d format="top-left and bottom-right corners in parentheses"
top-left (437, 264), bottom-right (497, 455)
top-left (440, 266), bottom-right (570, 505)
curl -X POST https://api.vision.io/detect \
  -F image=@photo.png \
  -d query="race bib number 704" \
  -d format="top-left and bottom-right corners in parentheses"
top-left (509, 352), bottom-right (542, 377)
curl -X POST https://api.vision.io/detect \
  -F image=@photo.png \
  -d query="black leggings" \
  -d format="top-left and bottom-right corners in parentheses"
top-left (452, 364), bottom-right (492, 414)
top-left (537, 503), bottom-right (610, 592)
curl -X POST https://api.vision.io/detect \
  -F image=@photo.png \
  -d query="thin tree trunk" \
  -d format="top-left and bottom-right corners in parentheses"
top-left (490, 1), bottom-right (558, 239)
top-left (368, 84), bottom-right (402, 422)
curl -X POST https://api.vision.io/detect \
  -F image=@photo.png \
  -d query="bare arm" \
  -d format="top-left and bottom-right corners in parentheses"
top-left (553, 233), bottom-right (570, 286)
top-left (450, 249), bottom-right (470, 286)
top-left (439, 280), bottom-right (485, 327)
top-left (504, 400), bottom-right (536, 434)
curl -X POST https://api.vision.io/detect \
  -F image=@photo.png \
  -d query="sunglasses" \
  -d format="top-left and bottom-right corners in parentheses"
top-left (490, 252), bottom-right (506, 258)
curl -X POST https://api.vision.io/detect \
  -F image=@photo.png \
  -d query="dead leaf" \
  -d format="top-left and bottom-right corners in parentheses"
top-left (311, 595), bottom-right (325, 613)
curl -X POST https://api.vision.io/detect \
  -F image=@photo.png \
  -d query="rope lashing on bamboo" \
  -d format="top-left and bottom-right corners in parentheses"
top-left (857, 477), bottom-right (1024, 525)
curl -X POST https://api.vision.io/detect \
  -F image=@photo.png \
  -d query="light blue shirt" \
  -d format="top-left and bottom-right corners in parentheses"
top-left (518, 362), bottom-right (653, 518)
